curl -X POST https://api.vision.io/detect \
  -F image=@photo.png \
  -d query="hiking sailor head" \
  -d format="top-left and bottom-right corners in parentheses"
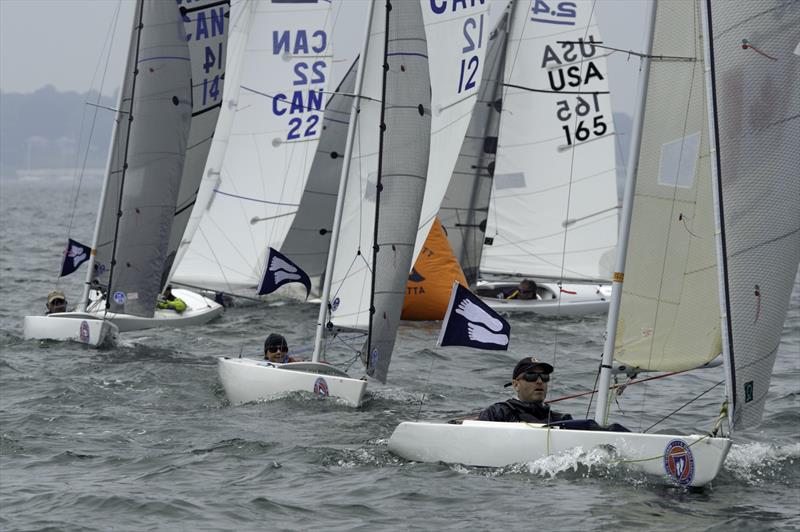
top-left (477, 357), bottom-right (571, 423)
top-left (508, 357), bottom-right (553, 403)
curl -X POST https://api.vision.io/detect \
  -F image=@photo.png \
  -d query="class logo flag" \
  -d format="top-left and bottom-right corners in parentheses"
top-left (257, 247), bottom-right (311, 298)
top-left (60, 238), bottom-right (92, 277)
top-left (437, 281), bottom-right (510, 350)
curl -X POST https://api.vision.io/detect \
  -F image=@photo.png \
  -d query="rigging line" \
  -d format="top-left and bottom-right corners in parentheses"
top-left (551, 368), bottom-right (691, 404)
top-left (643, 380), bottom-right (724, 433)
top-left (416, 354), bottom-right (437, 421)
top-left (63, 0), bottom-right (123, 284)
top-left (556, 41), bottom-right (696, 62)
top-left (503, 82), bottom-right (610, 96)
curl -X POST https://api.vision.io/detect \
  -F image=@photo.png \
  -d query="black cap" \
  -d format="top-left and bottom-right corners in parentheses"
top-left (504, 357), bottom-right (554, 387)
top-left (264, 333), bottom-right (288, 352)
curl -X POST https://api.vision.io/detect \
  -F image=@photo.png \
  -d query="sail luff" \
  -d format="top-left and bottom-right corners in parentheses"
top-left (595, 0), bottom-right (657, 426)
top-left (312, 2), bottom-right (376, 363)
top-left (80, 4), bottom-right (140, 312)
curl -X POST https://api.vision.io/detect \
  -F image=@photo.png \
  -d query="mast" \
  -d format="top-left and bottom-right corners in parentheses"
top-left (700, 0), bottom-right (735, 431)
top-left (594, 0), bottom-right (657, 425)
top-left (79, 0), bottom-right (143, 313)
top-left (366, 0), bottom-right (392, 369)
top-left (311, 0), bottom-right (376, 362)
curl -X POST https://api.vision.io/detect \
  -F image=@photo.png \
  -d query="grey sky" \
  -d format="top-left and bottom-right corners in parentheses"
top-left (0, 0), bottom-right (650, 117)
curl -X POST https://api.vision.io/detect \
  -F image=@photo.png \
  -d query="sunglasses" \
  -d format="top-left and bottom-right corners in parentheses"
top-left (267, 347), bottom-right (287, 353)
top-left (519, 372), bottom-right (550, 383)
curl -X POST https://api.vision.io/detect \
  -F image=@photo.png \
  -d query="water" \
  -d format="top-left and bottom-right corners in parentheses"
top-left (1, 179), bottom-right (798, 531)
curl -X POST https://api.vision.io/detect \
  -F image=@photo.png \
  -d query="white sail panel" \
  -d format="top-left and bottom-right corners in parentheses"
top-left (162, 0), bottom-right (230, 286)
top-left (613, 0), bottom-right (721, 371)
top-left (438, 9), bottom-right (510, 287)
top-left (108, 0), bottom-right (193, 316)
top-left (413, 0), bottom-right (490, 264)
top-left (280, 60), bottom-right (359, 293)
top-left (706, 0), bottom-right (800, 428)
top-left (482, 0), bottom-right (618, 282)
top-left (171, 0), bottom-right (253, 288)
top-left (172, 0), bottom-right (334, 294)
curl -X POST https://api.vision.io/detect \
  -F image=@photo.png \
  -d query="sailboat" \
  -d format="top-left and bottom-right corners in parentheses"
top-left (218, 0), bottom-right (434, 407)
top-left (170, 0), bottom-right (335, 301)
top-left (458, 0), bottom-right (619, 316)
top-left (388, 0), bottom-right (799, 487)
top-left (23, 0), bottom-right (228, 345)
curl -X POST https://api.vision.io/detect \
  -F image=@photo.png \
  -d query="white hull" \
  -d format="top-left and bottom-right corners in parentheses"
top-left (23, 313), bottom-right (119, 347)
top-left (218, 358), bottom-right (368, 407)
top-left (477, 281), bottom-right (610, 316)
top-left (85, 288), bottom-right (223, 332)
top-left (389, 420), bottom-right (730, 487)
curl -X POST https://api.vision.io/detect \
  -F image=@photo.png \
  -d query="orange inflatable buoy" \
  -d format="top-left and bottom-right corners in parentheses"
top-left (402, 217), bottom-right (467, 320)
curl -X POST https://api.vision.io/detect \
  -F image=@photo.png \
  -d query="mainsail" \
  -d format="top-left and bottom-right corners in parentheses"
top-left (172, 0), bottom-right (334, 294)
top-left (613, 0), bottom-right (721, 373)
top-left (704, 0), bottom-right (800, 428)
top-left (103, 0), bottom-right (193, 317)
top-left (438, 9), bottom-right (510, 287)
top-left (327, 0), bottom-right (432, 383)
top-left (482, 0), bottom-right (618, 283)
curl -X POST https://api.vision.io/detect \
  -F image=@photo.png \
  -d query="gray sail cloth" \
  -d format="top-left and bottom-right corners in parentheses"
top-left (162, 0), bottom-right (230, 288)
top-left (280, 59), bottom-right (360, 293)
top-left (107, 0), bottom-right (193, 316)
top-left (706, 0), bottom-right (800, 429)
top-left (364, 0), bottom-right (432, 383)
top-left (437, 10), bottom-right (509, 287)
top-left (91, 5), bottom-right (140, 295)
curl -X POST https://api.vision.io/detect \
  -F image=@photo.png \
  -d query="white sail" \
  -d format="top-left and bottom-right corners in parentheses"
top-left (280, 59), bottom-right (359, 291)
top-left (105, 0), bottom-right (193, 317)
top-left (414, 0), bottom-right (491, 266)
top-left (438, 8), bottom-right (510, 287)
top-left (482, 0), bottom-right (618, 283)
top-left (161, 0), bottom-right (230, 286)
top-left (612, 0), bottom-right (721, 373)
top-left (172, 0), bottom-right (334, 294)
top-left (704, 0), bottom-right (800, 429)
top-left (170, 0), bottom-right (253, 284)
top-left (329, 0), bottom-right (488, 332)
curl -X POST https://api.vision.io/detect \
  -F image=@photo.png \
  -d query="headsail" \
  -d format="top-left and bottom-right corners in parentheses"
top-left (704, 0), bottom-right (800, 428)
top-left (482, 0), bottom-right (618, 283)
top-left (105, 0), bottom-right (193, 317)
top-left (613, 0), bottom-right (721, 373)
top-left (438, 8), bottom-right (510, 288)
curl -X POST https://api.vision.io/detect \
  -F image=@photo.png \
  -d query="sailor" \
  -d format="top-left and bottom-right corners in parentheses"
top-left (478, 357), bottom-right (572, 423)
top-left (263, 333), bottom-right (298, 364)
top-left (156, 285), bottom-right (187, 313)
top-left (46, 290), bottom-right (68, 314)
top-left (506, 279), bottom-right (538, 300)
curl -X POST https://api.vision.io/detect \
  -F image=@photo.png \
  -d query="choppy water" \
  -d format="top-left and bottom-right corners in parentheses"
top-left (1, 178), bottom-right (798, 531)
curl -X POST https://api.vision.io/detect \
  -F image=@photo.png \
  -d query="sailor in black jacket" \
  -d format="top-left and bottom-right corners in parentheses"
top-left (478, 357), bottom-right (571, 423)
